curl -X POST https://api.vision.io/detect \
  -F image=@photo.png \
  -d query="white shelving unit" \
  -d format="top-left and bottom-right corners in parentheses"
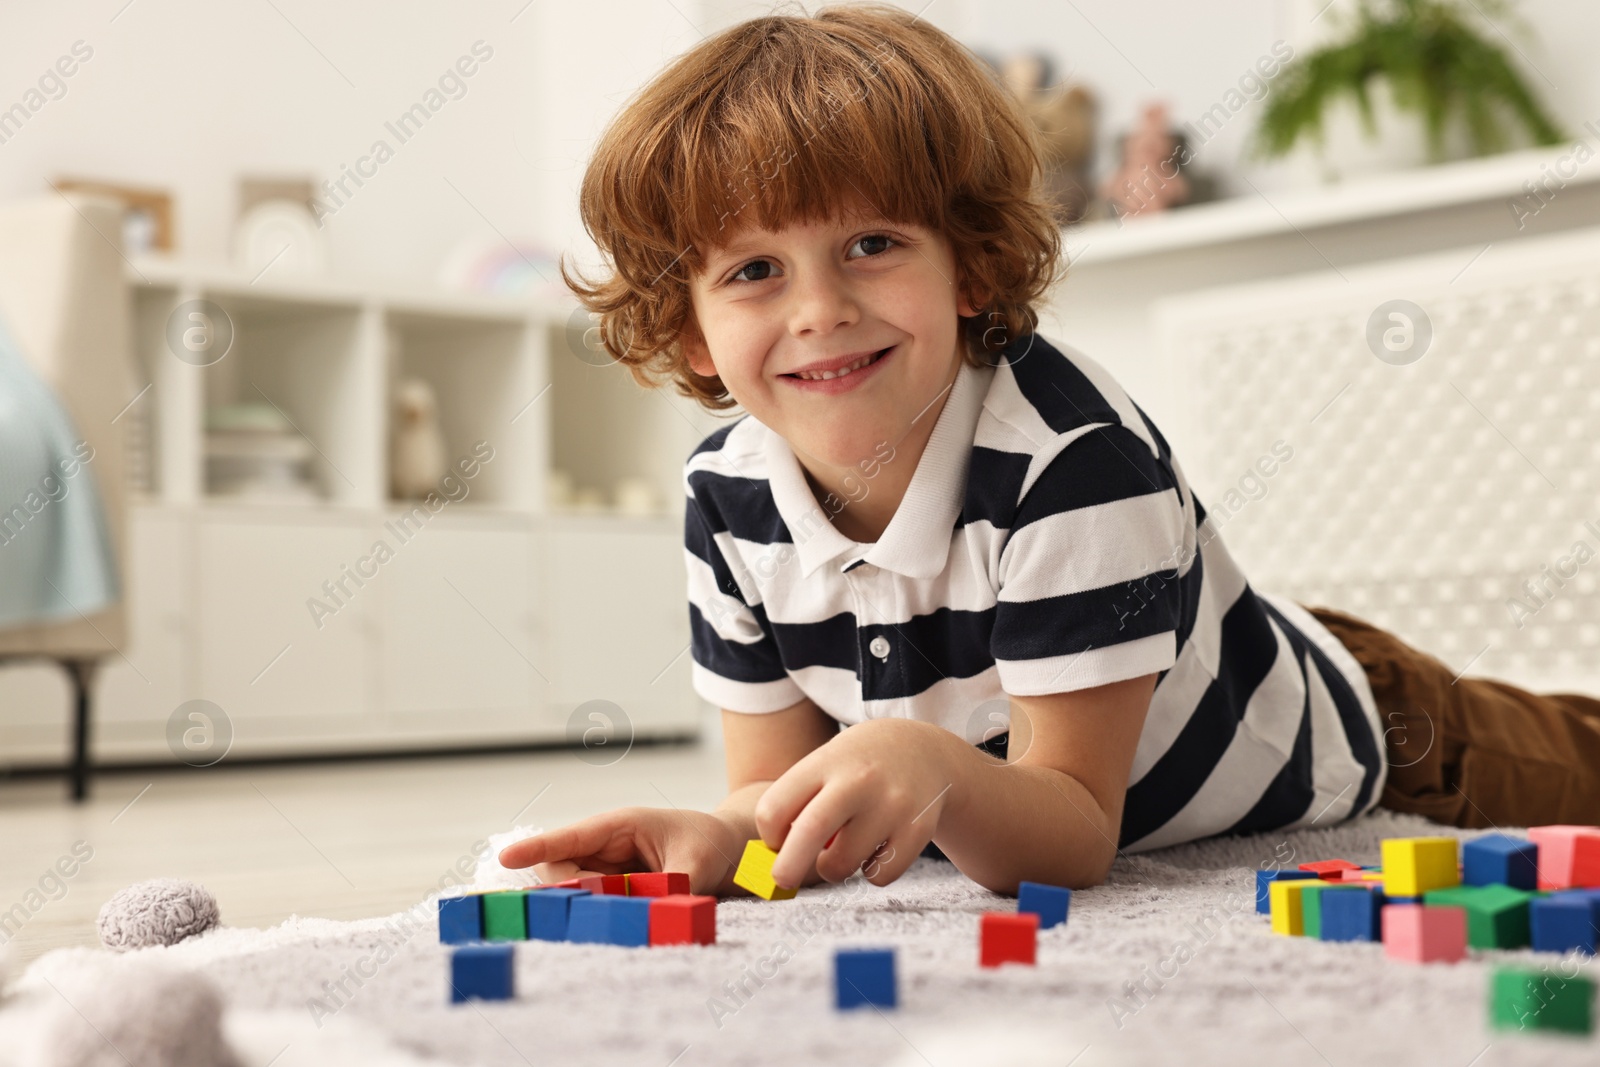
top-left (2, 258), bottom-right (709, 765)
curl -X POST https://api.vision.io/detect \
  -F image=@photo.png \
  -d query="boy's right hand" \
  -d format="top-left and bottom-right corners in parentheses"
top-left (495, 805), bottom-right (741, 896)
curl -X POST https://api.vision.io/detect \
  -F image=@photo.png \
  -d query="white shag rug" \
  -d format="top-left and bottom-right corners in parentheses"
top-left (1, 811), bottom-right (1595, 1067)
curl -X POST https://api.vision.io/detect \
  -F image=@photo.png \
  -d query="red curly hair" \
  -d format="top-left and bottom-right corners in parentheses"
top-left (563, 3), bottom-right (1063, 411)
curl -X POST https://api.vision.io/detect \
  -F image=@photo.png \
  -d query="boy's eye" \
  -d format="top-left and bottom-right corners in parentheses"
top-left (729, 259), bottom-right (775, 285)
top-left (848, 234), bottom-right (896, 258)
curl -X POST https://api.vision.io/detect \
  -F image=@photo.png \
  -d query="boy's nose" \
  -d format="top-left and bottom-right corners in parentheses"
top-left (787, 272), bottom-right (861, 337)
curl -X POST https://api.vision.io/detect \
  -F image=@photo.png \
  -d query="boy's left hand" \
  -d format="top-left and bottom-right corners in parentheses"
top-left (754, 717), bottom-right (965, 890)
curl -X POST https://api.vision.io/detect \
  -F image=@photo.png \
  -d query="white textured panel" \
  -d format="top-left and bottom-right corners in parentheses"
top-left (1153, 225), bottom-right (1600, 693)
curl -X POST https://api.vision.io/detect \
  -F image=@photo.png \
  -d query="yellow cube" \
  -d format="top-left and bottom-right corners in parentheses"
top-left (1269, 878), bottom-right (1309, 935)
top-left (1381, 837), bottom-right (1460, 897)
top-left (733, 839), bottom-right (797, 900)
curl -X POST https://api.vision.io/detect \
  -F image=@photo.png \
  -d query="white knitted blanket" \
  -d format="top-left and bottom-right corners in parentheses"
top-left (1, 810), bottom-right (1593, 1067)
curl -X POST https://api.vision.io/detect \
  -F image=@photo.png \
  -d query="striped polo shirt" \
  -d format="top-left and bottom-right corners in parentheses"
top-left (683, 332), bottom-right (1386, 852)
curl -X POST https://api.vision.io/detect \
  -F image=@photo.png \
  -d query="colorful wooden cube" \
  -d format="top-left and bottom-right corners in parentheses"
top-left (449, 943), bottom-right (515, 1003)
top-left (438, 894), bottom-right (484, 944)
top-left (1381, 837), bottom-right (1461, 897)
top-left (567, 895), bottom-right (653, 946)
top-left (1489, 967), bottom-right (1595, 1034)
top-left (1463, 834), bottom-right (1539, 890)
top-left (626, 871), bottom-right (691, 897)
top-left (1382, 904), bottom-right (1467, 964)
top-left (835, 948), bottom-right (897, 1009)
top-left (980, 912), bottom-right (1038, 967)
top-left (526, 887), bottom-right (590, 941)
top-left (1529, 893), bottom-right (1600, 955)
top-left (1300, 859), bottom-right (1361, 880)
top-left (575, 874), bottom-right (629, 896)
top-left (1256, 869), bottom-right (1317, 914)
top-left (1422, 884), bottom-right (1533, 949)
top-left (1300, 883), bottom-right (1346, 939)
top-left (733, 839), bottom-right (797, 901)
top-left (649, 894), bottom-right (717, 946)
top-left (1269, 877), bottom-right (1319, 935)
top-left (1320, 887), bottom-right (1385, 942)
top-left (482, 890), bottom-right (529, 941)
top-left (1017, 881), bottom-right (1071, 930)
top-left (1528, 826), bottom-right (1600, 890)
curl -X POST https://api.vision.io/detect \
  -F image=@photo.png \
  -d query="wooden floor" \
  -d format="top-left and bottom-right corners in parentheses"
top-left (0, 741), bottom-right (727, 967)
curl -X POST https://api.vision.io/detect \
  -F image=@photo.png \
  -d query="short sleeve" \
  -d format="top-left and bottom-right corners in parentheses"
top-left (991, 424), bottom-right (1188, 696)
top-left (684, 482), bottom-right (806, 713)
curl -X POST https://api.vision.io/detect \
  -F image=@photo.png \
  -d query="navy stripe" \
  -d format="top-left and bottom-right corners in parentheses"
top-left (1265, 598), bottom-right (1384, 813)
top-left (961, 446), bottom-right (1030, 530)
top-left (1008, 426), bottom-right (1179, 533)
top-left (1173, 545), bottom-right (1203, 656)
top-left (869, 606), bottom-right (996, 698)
top-left (993, 578), bottom-right (1180, 664)
top-left (769, 611), bottom-right (860, 673)
top-left (687, 470), bottom-right (793, 545)
top-left (1118, 590), bottom-right (1280, 847)
top-left (688, 602), bottom-right (788, 684)
top-left (1222, 620), bottom-right (1316, 836)
top-left (1005, 337), bottom-right (1122, 436)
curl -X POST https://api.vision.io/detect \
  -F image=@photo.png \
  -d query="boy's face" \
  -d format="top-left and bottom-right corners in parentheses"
top-left (683, 205), bottom-right (978, 474)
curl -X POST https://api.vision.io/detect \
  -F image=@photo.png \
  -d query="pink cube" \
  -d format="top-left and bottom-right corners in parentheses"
top-left (1528, 825), bottom-right (1600, 889)
top-left (1382, 904), bottom-right (1467, 964)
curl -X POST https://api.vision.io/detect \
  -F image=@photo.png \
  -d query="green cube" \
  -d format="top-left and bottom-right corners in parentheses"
top-left (1489, 967), bottom-right (1594, 1034)
top-left (1423, 885), bottom-right (1532, 949)
top-left (1301, 884), bottom-right (1365, 940)
top-left (482, 890), bottom-right (529, 941)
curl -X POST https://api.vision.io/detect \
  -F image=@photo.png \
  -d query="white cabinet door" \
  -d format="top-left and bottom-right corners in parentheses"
top-left (545, 516), bottom-right (699, 738)
top-left (96, 505), bottom-right (190, 752)
top-left (379, 519), bottom-right (541, 723)
top-left (195, 511), bottom-right (374, 750)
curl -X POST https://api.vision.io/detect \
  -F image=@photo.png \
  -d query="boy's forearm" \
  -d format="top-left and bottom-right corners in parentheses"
top-left (710, 780), bottom-right (826, 894)
top-left (930, 734), bottom-right (1122, 894)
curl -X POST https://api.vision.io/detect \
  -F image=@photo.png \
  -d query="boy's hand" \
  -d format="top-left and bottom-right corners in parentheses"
top-left (755, 718), bottom-right (966, 891)
top-left (496, 806), bottom-right (740, 896)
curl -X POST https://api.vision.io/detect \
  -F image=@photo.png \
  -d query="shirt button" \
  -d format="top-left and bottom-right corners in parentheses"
top-left (869, 636), bottom-right (891, 660)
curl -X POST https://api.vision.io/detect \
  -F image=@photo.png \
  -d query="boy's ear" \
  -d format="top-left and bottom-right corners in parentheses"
top-left (954, 271), bottom-right (987, 319)
top-left (681, 327), bottom-right (716, 378)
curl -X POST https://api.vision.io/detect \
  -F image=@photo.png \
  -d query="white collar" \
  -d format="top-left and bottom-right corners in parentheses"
top-left (761, 357), bottom-right (995, 579)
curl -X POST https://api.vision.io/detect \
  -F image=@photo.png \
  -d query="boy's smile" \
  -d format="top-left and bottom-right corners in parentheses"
top-left (683, 205), bottom-right (979, 541)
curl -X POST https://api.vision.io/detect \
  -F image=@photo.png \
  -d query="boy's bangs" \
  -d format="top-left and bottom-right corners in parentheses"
top-left (678, 37), bottom-right (951, 256)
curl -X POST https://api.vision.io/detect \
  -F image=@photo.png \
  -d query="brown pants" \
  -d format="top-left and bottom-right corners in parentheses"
top-left (1302, 604), bottom-right (1600, 827)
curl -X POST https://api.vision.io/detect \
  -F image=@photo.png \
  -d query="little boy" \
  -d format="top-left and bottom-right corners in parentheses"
top-left (500, 4), bottom-right (1600, 894)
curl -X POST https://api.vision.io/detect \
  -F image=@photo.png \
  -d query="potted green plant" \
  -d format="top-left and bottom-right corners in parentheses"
top-left (1251, 0), bottom-right (1566, 177)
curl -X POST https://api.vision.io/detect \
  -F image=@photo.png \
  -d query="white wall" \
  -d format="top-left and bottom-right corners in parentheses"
top-left (0, 0), bottom-right (1592, 282)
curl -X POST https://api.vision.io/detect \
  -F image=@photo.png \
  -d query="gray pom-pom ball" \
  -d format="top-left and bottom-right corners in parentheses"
top-left (97, 879), bottom-right (220, 951)
top-left (34, 963), bottom-right (240, 1067)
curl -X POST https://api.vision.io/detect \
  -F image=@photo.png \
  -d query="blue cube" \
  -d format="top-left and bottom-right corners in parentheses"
top-left (835, 948), bottom-right (896, 1010)
top-left (438, 894), bottom-right (483, 944)
top-left (526, 888), bottom-right (591, 942)
top-left (567, 895), bottom-right (652, 946)
top-left (450, 943), bottom-right (514, 1003)
top-left (1255, 870), bottom-right (1318, 914)
top-left (1530, 894), bottom-right (1600, 955)
top-left (1017, 881), bottom-right (1072, 929)
top-left (1319, 887), bottom-right (1385, 942)
top-left (1463, 834), bottom-right (1539, 890)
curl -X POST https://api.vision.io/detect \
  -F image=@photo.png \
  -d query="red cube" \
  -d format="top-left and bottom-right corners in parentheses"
top-left (979, 912), bottom-right (1038, 967)
top-left (627, 872), bottom-right (691, 897)
top-left (575, 874), bottom-right (629, 895)
top-left (1528, 826), bottom-right (1600, 889)
top-left (649, 894), bottom-right (717, 946)
top-left (1300, 859), bottom-right (1361, 880)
